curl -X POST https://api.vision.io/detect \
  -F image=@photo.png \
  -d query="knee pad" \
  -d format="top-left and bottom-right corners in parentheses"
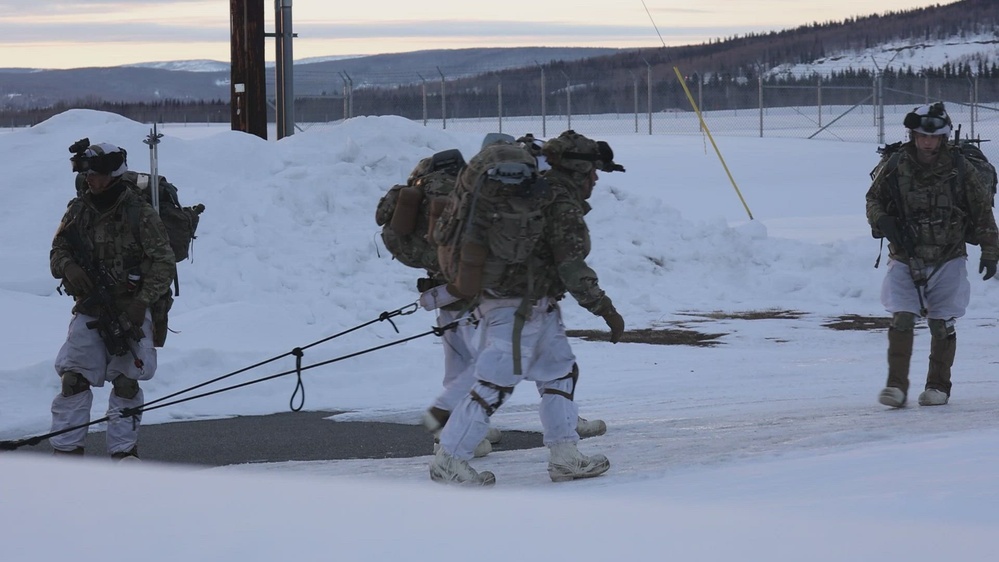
top-left (890, 312), bottom-right (917, 332)
top-left (541, 363), bottom-right (579, 401)
top-left (60, 372), bottom-right (90, 397)
top-left (927, 318), bottom-right (956, 340)
top-left (469, 381), bottom-right (514, 417)
top-left (112, 376), bottom-right (140, 400)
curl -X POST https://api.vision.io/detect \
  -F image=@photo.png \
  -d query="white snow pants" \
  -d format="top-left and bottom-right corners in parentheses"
top-left (50, 310), bottom-right (156, 454)
top-left (439, 297), bottom-right (579, 461)
top-left (881, 257), bottom-right (971, 320)
top-left (430, 307), bottom-right (479, 413)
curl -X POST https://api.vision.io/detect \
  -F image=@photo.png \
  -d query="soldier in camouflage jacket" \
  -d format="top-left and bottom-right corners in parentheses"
top-left (866, 103), bottom-right (999, 408)
top-left (49, 142), bottom-right (175, 459)
top-left (432, 131), bottom-right (623, 485)
top-left (414, 139), bottom-right (607, 457)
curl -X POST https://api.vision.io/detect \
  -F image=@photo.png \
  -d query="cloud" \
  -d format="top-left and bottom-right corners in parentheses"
top-left (298, 20), bottom-right (653, 40)
top-left (0, 18), bottom-right (747, 48)
top-left (0, 0), bottom-right (190, 10)
top-left (0, 21), bottom-right (226, 44)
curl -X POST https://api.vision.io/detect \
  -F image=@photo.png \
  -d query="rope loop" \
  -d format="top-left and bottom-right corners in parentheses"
top-left (290, 347), bottom-right (305, 412)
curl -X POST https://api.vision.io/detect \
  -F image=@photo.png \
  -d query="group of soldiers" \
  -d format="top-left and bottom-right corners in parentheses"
top-left (397, 131), bottom-right (626, 485)
top-left (45, 102), bottom-right (997, 485)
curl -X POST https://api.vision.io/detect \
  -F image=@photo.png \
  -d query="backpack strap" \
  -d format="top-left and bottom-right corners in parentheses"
top-left (511, 262), bottom-right (535, 376)
top-left (949, 145), bottom-right (965, 204)
top-left (125, 200), bottom-right (180, 297)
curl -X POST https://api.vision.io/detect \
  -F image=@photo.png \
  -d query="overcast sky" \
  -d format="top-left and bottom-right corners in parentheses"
top-left (0, 0), bottom-right (962, 70)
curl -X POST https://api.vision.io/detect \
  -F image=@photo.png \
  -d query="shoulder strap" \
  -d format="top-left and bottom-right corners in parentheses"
top-left (885, 152), bottom-right (902, 177)
top-left (953, 145), bottom-right (965, 189)
top-left (124, 194), bottom-right (181, 297)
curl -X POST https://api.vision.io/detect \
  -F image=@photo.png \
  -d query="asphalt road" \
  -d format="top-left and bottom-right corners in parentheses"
top-left (11, 410), bottom-right (544, 467)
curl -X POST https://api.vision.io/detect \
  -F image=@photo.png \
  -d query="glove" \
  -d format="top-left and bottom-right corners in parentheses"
top-left (602, 309), bottom-right (625, 344)
top-left (62, 262), bottom-right (93, 294)
top-left (591, 297), bottom-right (625, 343)
top-left (980, 258), bottom-right (997, 281)
top-left (876, 215), bottom-right (902, 246)
top-left (125, 300), bottom-right (147, 328)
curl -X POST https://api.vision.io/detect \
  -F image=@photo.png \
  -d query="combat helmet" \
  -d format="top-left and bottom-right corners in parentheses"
top-left (541, 130), bottom-right (624, 175)
top-left (70, 142), bottom-right (129, 177)
top-left (903, 102), bottom-right (953, 136)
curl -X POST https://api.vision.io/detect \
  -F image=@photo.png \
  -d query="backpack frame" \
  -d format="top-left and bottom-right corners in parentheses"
top-left (375, 149), bottom-right (465, 272)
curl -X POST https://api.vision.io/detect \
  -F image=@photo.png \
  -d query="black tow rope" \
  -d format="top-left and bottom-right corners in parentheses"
top-left (0, 302), bottom-right (449, 452)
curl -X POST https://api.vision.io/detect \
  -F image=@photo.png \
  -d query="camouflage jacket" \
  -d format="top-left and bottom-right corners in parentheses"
top-left (51, 181), bottom-right (176, 315)
top-left (866, 143), bottom-right (999, 264)
top-left (488, 168), bottom-right (607, 313)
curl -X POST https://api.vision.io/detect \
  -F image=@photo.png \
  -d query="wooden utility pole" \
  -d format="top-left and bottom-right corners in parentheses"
top-left (230, 0), bottom-right (267, 139)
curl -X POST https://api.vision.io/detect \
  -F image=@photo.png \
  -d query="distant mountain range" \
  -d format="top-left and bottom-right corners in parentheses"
top-left (0, 47), bottom-right (619, 110)
top-left (120, 54), bottom-right (370, 73)
top-left (2, 0), bottom-right (997, 113)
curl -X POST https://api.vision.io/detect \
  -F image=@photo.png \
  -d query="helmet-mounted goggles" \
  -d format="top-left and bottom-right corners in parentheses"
top-left (562, 141), bottom-right (626, 173)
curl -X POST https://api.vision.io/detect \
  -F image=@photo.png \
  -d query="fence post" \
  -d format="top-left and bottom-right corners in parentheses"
top-left (877, 73), bottom-right (885, 144)
top-left (345, 72), bottom-right (353, 118)
top-left (697, 73), bottom-right (703, 124)
top-left (758, 74), bottom-right (763, 138)
top-left (817, 76), bottom-right (822, 128)
top-left (560, 70), bottom-right (571, 130)
top-left (497, 81), bottom-right (503, 133)
top-left (536, 62), bottom-right (546, 137)
top-left (644, 59), bottom-right (652, 135)
top-left (970, 75), bottom-right (977, 139)
top-left (418, 73), bottom-right (428, 126)
top-left (437, 66), bottom-right (447, 130)
top-left (630, 72), bottom-right (639, 133)
top-left (339, 72), bottom-right (348, 121)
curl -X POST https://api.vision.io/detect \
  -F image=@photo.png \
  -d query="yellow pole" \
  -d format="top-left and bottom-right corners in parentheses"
top-left (672, 66), bottom-right (753, 220)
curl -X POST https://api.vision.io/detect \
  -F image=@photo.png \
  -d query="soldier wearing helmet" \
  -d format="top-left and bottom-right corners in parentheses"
top-left (866, 103), bottom-right (999, 408)
top-left (431, 130), bottom-right (624, 485)
top-left (50, 141), bottom-right (175, 460)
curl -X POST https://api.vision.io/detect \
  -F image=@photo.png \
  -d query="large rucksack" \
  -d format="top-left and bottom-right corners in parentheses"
top-left (121, 171), bottom-right (204, 346)
top-left (375, 149), bottom-right (465, 272)
top-left (121, 171), bottom-right (205, 263)
top-left (953, 140), bottom-right (997, 209)
top-left (431, 142), bottom-right (551, 299)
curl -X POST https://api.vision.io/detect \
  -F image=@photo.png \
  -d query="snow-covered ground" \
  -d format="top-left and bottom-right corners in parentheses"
top-left (1, 109), bottom-right (997, 561)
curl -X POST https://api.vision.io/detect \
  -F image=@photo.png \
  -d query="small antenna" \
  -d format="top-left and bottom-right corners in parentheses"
top-left (638, 0), bottom-right (753, 220)
top-left (641, 0), bottom-right (667, 48)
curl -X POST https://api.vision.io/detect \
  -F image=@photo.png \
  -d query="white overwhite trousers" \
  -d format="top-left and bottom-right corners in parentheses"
top-left (50, 310), bottom-right (156, 454)
top-left (439, 297), bottom-right (579, 460)
top-left (881, 257), bottom-right (971, 320)
top-left (431, 307), bottom-right (478, 412)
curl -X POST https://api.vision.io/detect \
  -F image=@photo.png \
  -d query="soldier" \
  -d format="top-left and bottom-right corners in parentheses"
top-left (416, 135), bottom-right (606, 457)
top-left (430, 131), bottom-right (625, 485)
top-left (866, 103), bottom-right (998, 408)
top-left (49, 142), bottom-right (175, 459)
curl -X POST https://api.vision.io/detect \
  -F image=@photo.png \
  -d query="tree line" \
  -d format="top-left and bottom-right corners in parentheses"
top-left (3, 0), bottom-right (996, 127)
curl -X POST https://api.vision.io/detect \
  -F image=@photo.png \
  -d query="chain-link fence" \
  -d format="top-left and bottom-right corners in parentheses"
top-left (6, 67), bottom-right (996, 154)
top-left (298, 71), bottom-right (999, 153)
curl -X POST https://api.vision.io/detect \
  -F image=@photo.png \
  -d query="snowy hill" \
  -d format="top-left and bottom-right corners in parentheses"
top-left (123, 59), bottom-right (232, 73)
top-left (769, 33), bottom-right (999, 78)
